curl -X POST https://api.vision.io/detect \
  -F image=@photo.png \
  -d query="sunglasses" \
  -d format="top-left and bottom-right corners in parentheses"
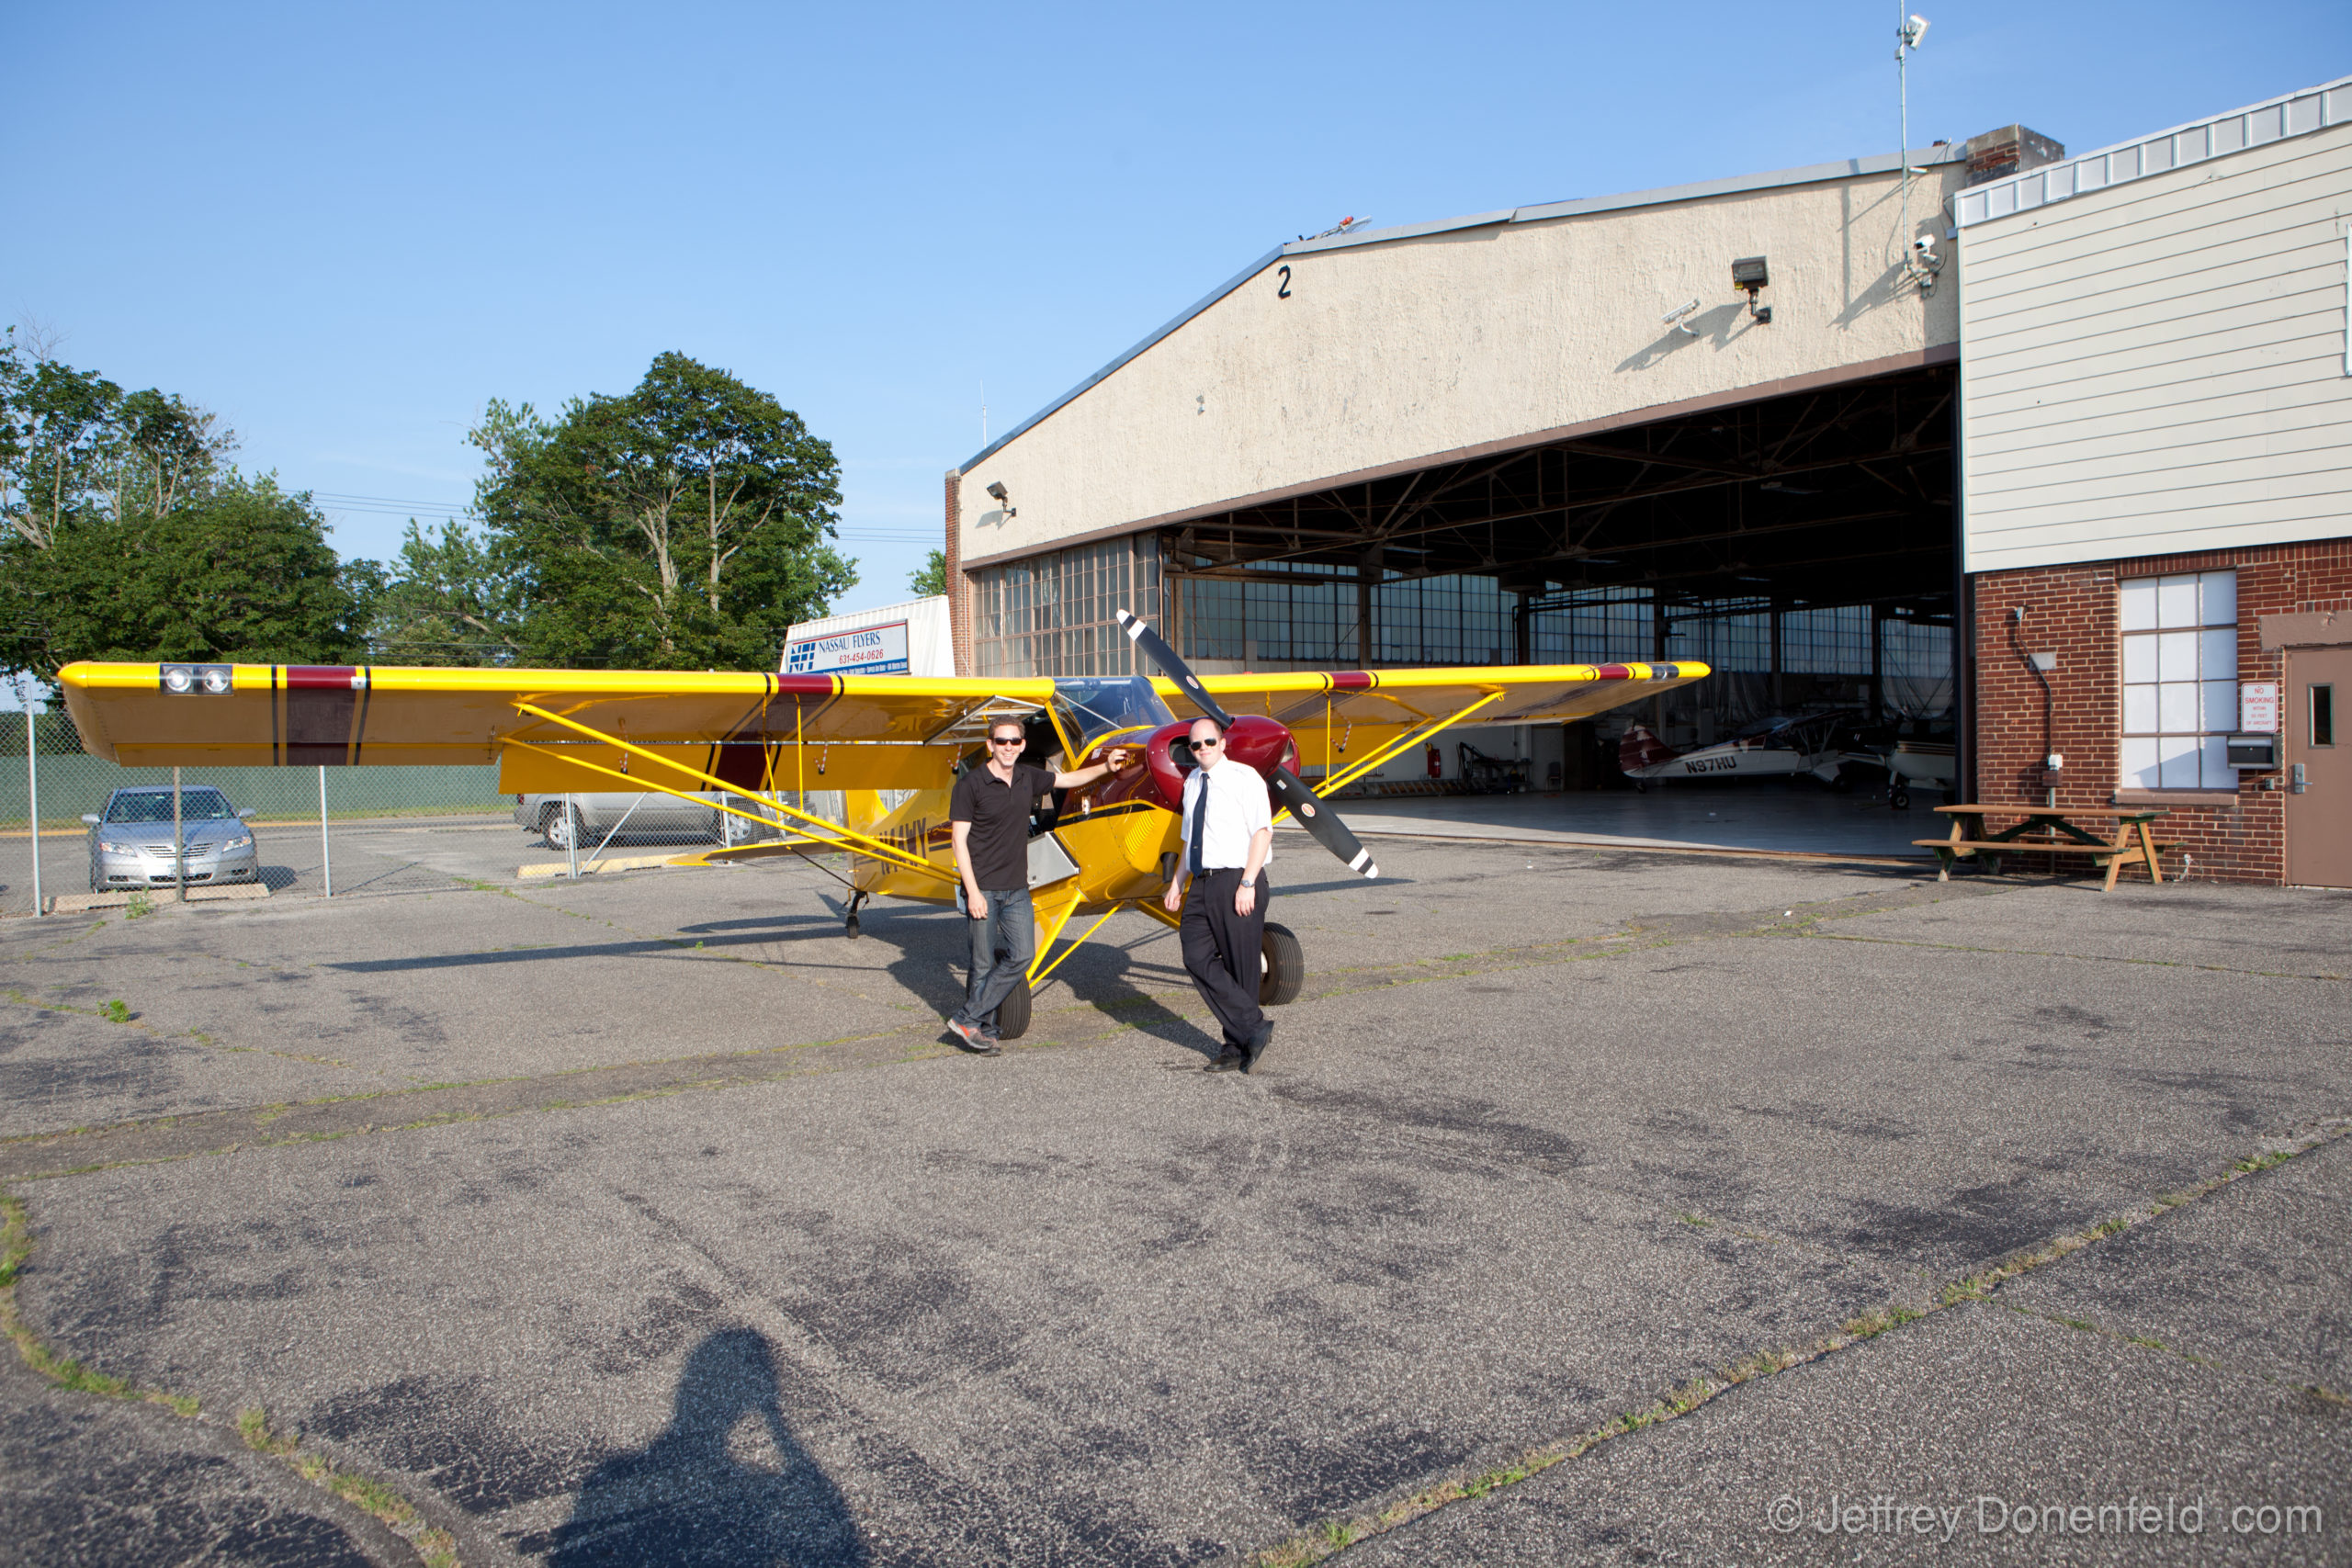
top-left (989, 736), bottom-right (1024, 746)
top-left (1190, 738), bottom-right (1222, 750)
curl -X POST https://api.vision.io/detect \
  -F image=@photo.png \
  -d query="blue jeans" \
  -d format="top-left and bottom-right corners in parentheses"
top-left (954, 886), bottom-right (1034, 1028)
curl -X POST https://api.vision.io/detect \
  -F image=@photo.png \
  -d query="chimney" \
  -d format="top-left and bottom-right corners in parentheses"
top-left (1962, 125), bottom-right (2065, 186)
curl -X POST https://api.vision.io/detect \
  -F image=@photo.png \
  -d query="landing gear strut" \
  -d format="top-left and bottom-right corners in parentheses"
top-left (844, 889), bottom-right (866, 938)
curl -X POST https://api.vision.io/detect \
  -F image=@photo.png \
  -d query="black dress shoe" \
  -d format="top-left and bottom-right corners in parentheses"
top-left (1204, 1048), bottom-right (1245, 1073)
top-left (1241, 1021), bottom-right (1273, 1073)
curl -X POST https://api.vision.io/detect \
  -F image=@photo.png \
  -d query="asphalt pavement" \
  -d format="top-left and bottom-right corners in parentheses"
top-left (0, 838), bottom-right (2344, 1566)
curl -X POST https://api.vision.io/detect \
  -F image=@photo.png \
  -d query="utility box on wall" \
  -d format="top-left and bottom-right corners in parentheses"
top-left (2226, 733), bottom-right (2280, 770)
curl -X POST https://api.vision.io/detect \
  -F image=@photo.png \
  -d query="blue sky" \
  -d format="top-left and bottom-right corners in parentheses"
top-left (8, 2), bottom-right (2347, 620)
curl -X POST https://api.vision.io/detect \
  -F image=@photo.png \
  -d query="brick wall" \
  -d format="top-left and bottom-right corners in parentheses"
top-left (1970, 536), bottom-right (2352, 884)
top-left (944, 469), bottom-right (971, 676)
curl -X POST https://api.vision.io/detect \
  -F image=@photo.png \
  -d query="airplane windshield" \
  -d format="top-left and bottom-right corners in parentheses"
top-left (1054, 676), bottom-right (1175, 754)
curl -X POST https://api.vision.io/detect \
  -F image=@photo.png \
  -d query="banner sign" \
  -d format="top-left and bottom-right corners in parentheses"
top-left (784, 619), bottom-right (910, 676)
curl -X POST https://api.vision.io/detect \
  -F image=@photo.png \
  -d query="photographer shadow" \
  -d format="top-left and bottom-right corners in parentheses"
top-left (539, 1328), bottom-right (867, 1567)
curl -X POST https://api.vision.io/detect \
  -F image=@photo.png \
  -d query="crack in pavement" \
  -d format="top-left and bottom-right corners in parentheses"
top-left (1251, 1114), bottom-right (2352, 1568)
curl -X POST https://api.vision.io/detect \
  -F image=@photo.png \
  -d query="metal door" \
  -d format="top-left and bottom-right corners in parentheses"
top-left (2284, 647), bottom-right (2349, 887)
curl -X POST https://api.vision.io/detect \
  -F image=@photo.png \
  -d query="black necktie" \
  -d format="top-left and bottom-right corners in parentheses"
top-left (1188, 772), bottom-right (1208, 875)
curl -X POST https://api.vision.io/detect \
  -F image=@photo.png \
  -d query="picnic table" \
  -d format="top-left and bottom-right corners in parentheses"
top-left (1917, 806), bottom-right (2174, 890)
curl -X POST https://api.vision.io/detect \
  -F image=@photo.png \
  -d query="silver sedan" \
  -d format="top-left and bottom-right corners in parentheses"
top-left (83, 785), bottom-right (262, 892)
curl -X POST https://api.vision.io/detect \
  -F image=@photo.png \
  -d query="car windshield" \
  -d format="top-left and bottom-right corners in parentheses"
top-left (1054, 676), bottom-right (1176, 755)
top-left (106, 789), bottom-right (236, 823)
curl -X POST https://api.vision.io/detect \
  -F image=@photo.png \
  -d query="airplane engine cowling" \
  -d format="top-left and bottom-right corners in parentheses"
top-left (1125, 714), bottom-right (1295, 814)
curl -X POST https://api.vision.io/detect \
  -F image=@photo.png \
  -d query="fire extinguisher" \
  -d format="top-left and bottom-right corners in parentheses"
top-left (1426, 744), bottom-right (1442, 779)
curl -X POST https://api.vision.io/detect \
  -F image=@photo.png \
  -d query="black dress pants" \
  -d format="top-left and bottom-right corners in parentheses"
top-left (1180, 867), bottom-right (1267, 1048)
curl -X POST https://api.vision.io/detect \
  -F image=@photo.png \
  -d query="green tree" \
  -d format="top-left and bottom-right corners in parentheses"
top-left (1, 331), bottom-right (124, 549)
top-left (4, 475), bottom-right (370, 678)
top-left (910, 548), bottom-right (947, 597)
top-left (470, 352), bottom-right (855, 669)
top-left (366, 519), bottom-right (522, 665)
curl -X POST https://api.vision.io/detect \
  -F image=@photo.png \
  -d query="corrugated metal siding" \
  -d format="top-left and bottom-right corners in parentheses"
top-left (1960, 114), bottom-right (2352, 574)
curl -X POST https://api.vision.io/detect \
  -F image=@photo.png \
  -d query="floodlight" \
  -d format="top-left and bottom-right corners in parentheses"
top-left (984, 480), bottom-right (1016, 518)
top-left (1899, 14), bottom-right (1929, 50)
top-left (1731, 256), bottom-right (1772, 324)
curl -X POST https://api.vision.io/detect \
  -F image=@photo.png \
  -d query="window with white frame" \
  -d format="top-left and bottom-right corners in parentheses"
top-left (2120, 570), bottom-right (2237, 790)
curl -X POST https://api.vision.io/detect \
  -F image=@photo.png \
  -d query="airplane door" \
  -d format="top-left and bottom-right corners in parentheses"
top-left (2284, 646), bottom-right (2349, 887)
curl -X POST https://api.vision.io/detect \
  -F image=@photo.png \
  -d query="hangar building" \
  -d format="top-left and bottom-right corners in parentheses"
top-left (942, 74), bottom-right (2352, 886)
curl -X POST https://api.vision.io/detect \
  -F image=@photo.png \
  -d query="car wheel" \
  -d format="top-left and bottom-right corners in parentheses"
top-left (719, 807), bottom-right (755, 848)
top-left (1260, 922), bottom-right (1305, 1007)
top-left (541, 803), bottom-right (579, 852)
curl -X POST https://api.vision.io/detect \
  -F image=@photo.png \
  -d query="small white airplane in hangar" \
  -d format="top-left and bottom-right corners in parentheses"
top-left (1616, 710), bottom-right (1860, 790)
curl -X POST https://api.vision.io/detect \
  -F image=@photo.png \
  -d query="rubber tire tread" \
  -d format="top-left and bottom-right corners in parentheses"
top-left (1260, 922), bottom-right (1305, 1007)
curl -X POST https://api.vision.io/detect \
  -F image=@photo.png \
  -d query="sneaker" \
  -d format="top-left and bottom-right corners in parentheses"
top-left (947, 1018), bottom-right (1001, 1055)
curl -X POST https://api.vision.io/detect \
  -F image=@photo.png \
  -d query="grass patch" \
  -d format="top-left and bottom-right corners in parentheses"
top-left (1, 1189), bottom-right (189, 1412)
top-left (100, 999), bottom-right (131, 1023)
top-left (8, 1195), bottom-right (458, 1564)
top-left (239, 1405), bottom-right (459, 1564)
top-left (125, 891), bottom-right (154, 919)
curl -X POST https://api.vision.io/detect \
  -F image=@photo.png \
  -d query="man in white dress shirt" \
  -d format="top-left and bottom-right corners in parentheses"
top-left (1161, 716), bottom-right (1275, 1072)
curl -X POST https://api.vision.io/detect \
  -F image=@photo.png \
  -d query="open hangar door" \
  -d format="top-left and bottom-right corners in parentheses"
top-left (1155, 361), bottom-right (1959, 851)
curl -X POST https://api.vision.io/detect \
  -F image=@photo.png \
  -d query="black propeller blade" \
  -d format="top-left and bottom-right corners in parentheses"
top-left (1115, 609), bottom-right (1233, 728)
top-left (1266, 765), bottom-right (1379, 881)
top-left (1116, 607), bottom-right (1378, 881)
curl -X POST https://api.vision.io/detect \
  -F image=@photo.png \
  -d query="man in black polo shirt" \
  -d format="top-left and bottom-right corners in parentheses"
top-left (945, 720), bottom-right (1128, 1054)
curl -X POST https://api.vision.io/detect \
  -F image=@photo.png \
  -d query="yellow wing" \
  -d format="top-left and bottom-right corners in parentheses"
top-left (1157, 662), bottom-right (1709, 783)
top-left (55, 663), bottom-right (1058, 795)
top-left (55, 658), bottom-right (1708, 796)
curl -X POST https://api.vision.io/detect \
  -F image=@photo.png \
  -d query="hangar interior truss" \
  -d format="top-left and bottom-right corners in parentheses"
top-left (1147, 362), bottom-right (1960, 743)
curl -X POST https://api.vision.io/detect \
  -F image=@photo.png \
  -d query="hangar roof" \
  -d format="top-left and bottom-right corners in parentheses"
top-left (962, 143), bottom-right (1968, 473)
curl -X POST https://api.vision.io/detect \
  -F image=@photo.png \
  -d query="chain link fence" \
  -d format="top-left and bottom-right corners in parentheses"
top-left (3, 706), bottom-right (822, 918)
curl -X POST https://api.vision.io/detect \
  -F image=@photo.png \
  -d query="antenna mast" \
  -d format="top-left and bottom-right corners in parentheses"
top-left (1895, 10), bottom-right (1939, 294)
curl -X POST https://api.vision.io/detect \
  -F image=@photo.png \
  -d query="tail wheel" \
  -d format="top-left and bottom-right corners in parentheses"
top-left (1260, 922), bottom-right (1305, 1007)
top-left (991, 973), bottom-right (1033, 1041)
top-left (541, 803), bottom-right (580, 852)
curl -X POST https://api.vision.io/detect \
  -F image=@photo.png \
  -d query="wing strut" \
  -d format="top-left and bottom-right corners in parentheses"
top-left (505, 700), bottom-right (957, 886)
top-left (1311, 689), bottom-right (1510, 796)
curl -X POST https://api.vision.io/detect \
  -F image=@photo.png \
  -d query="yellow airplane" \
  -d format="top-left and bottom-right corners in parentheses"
top-left (57, 612), bottom-right (1706, 1038)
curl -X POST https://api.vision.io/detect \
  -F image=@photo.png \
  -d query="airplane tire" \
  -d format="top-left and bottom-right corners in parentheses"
top-left (1260, 923), bottom-right (1305, 1007)
top-left (1889, 786), bottom-right (1911, 810)
top-left (844, 915), bottom-right (861, 939)
top-left (992, 974), bottom-right (1033, 1041)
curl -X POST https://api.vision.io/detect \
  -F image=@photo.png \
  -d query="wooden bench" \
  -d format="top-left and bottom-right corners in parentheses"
top-left (1916, 806), bottom-right (2176, 891)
